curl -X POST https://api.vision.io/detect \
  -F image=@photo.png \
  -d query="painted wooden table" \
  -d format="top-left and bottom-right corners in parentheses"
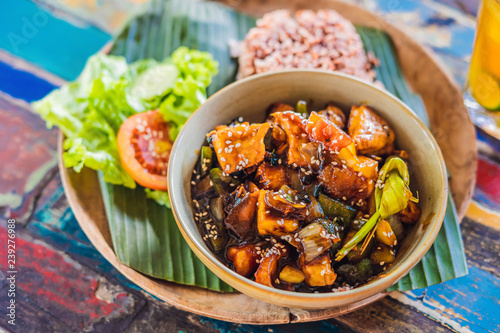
top-left (0, 0), bottom-right (499, 332)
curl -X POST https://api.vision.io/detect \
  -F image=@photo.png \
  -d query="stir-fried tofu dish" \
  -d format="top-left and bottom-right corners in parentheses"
top-left (191, 101), bottom-right (421, 292)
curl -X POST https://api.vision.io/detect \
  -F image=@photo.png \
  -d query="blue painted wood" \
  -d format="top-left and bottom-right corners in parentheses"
top-left (0, 0), bottom-right (110, 80)
top-left (434, 0), bottom-right (480, 16)
top-left (368, 0), bottom-right (476, 59)
top-left (408, 266), bottom-right (500, 332)
top-left (0, 59), bottom-right (56, 101)
top-left (200, 317), bottom-right (347, 332)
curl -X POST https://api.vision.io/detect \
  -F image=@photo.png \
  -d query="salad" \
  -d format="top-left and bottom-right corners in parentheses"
top-left (33, 47), bottom-right (218, 206)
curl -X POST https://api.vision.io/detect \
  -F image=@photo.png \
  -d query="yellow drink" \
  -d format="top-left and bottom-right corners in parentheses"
top-left (468, 0), bottom-right (500, 111)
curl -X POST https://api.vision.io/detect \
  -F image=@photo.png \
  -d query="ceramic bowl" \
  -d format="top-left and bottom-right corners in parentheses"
top-left (168, 70), bottom-right (447, 309)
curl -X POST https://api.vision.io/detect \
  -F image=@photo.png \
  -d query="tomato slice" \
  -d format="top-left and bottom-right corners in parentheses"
top-left (117, 110), bottom-right (172, 191)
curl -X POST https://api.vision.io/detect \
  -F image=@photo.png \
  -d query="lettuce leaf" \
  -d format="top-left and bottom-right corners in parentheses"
top-left (32, 47), bottom-right (218, 203)
top-left (159, 47), bottom-right (218, 140)
top-left (145, 189), bottom-right (171, 208)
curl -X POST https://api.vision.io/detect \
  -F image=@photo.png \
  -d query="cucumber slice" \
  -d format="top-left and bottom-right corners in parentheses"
top-left (131, 64), bottom-right (179, 100)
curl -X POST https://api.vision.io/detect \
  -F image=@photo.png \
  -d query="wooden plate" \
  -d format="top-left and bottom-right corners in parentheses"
top-left (58, 0), bottom-right (476, 324)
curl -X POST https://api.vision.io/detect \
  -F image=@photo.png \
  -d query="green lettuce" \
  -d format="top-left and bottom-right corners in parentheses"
top-left (159, 47), bottom-right (218, 140)
top-left (32, 47), bottom-right (218, 205)
top-left (145, 189), bottom-right (171, 209)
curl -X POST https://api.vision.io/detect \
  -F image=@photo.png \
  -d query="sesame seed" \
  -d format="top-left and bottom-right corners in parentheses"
top-left (228, 132), bottom-right (232, 137)
top-left (226, 140), bottom-right (232, 144)
top-left (317, 247), bottom-right (323, 252)
top-left (380, 261), bottom-right (385, 266)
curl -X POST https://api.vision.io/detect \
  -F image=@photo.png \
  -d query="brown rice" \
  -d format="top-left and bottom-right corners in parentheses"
top-left (237, 9), bottom-right (377, 83)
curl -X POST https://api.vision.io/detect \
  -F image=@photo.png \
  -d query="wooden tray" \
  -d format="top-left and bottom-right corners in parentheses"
top-left (58, 0), bottom-right (476, 324)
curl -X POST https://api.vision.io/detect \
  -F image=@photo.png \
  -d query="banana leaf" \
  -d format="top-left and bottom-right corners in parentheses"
top-left (102, 0), bottom-right (467, 292)
top-left (355, 27), bottom-right (468, 290)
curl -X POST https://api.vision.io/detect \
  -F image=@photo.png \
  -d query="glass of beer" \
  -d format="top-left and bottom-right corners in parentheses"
top-left (468, 0), bottom-right (500, 111)
top-left (465, 0), bottom-right (500, 139)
